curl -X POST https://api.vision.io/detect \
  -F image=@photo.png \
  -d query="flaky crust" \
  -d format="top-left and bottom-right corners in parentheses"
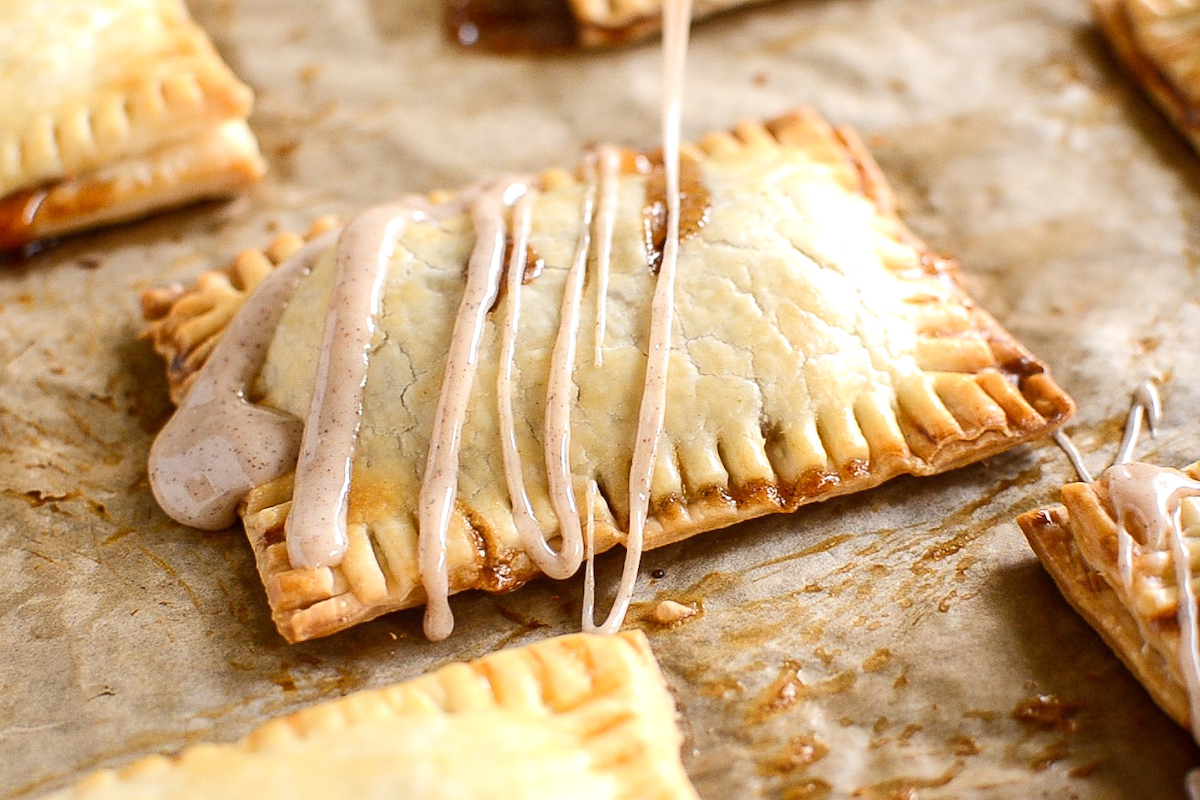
top-left (1092, 0), bottom-right (1200, 153)
top-left (0, 0), bottom-right (264, 248)
top-left (1018, 462), bottom-right (1200, 732)
top-left (41, 631), bottom-right (699, 800)
top-left (145, 109), bottom-right (1074, 642)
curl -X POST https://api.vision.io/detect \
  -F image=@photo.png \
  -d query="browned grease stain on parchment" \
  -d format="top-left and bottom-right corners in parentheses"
top-left (780, 780), bottom-right (833, 800)
top-left (698, 463), bottom-right (1047, 660)
top-left (268, 661), bottom-right (362, 699)
top-left (752, 533), bottom-right (857, 571)
top-left (862, 648), bottom-right (893, 673)
top-left (758, 732), bottom-right (831, 777)
top-left (651, 462), bottom-right (1057, 793)
top-left (852, 760), bottom-right (965, 799)
top-left (1031, 739), bottom-right (1072, 772)
top-left (949, 733), bottom-right (982, 756)
top-left (1007, 693), bottom-right (1086, 773)
top-left (745, 660), bottom-right (858, 726)
top-left (1011, 693), bottom-right (1082, 734)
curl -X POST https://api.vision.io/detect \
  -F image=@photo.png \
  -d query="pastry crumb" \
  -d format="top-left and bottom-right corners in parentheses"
top-left (652, 599), bottom-right (698, 625)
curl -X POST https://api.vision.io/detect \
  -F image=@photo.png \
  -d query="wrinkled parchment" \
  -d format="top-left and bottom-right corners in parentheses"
top-left (4, 0), bottom-right (1200, 797)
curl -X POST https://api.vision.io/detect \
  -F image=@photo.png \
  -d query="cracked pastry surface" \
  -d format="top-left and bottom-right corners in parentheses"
top-left (144, 109), bottom-right (1074, 642)
top-left (0, 0), bottom-right (265, 250)
top-left (1093, 0), bottom-right (1200, 152)
top-left (1019, 461), bottom-right (1200, 735)
top-left (39, 631), bottom-right (699, 800)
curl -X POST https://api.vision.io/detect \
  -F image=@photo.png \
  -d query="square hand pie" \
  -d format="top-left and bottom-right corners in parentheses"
top-left (0, 0), bottom-right (265, 251)
top-left (143, 109), bottom-right (1074, 643)
top-left (1019, 461), bottom-right (1200, 735)
top-left (1093, 0), bottom-right (1200, 152)
top-left (39, 631), bottom-right (699, 800)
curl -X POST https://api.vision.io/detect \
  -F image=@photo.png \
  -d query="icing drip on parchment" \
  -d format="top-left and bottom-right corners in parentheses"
top-left (149, 1), bottom-right (698, 641)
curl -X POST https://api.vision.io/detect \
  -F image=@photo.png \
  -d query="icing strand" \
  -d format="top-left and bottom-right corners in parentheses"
top-left (149, 232), bottom-right (337, 530)
top-left (584, 0), bottom-right (693, 635)
top-left (582, 480), bottom-right (599, 622)
top-left (418, 178), bottom-right (530, 641)
top-left (592, 145), bottom-right (622, 367)
top-left (1113, 380), bottom-right (1162, 467)
top-left (497, 187), bottom-right (572, 574)
top-left (286, 203), bottom-right (429, 569)
top-left (542, 155), bottom-right (601, 580)
top-left (1051, 430), bottom-right (1093, 484)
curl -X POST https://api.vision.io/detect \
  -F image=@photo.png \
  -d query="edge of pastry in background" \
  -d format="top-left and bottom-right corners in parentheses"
top-left (0, 0), bottom-right (265, 253)
top-left (1019, 461), bottom-right (1200, 737)
top-left (1092, 0), bottom-right (1200, 154)
top-left (35, 632), bottom-right (700, 800)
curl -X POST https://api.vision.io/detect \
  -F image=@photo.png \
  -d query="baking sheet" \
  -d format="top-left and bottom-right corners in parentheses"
top-left (4, 0), bottom-right (1200, 797)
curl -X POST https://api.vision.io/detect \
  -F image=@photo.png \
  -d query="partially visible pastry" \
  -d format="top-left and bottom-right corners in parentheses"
top-left (1020, 454), bottom-right (1200, 734)
top-left (1092, 0), bottom-right (1200, 152)
top-left (39, 631), bottom-right (700, 800)
top-left (0, 0), bottom-right (265, 251)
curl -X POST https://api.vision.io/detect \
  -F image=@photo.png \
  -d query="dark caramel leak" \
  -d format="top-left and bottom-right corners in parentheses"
top-left (0, 186), bottom-right (47, 251)
top-left (1011, 694), bottom-right (1081, 733)
top-left (522, 244), bottom-right (545, 282)
top-left (445, 0), bottom-right (578, 52)
top-left (642, 152), bottom-right (710, 273)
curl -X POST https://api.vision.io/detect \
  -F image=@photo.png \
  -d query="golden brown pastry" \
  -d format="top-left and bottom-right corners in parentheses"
top-left (0, 0), bottom-right (265, 250)
top-left (1020, 457), bottom-right (1200, 735)
top-left (143, 109), bottom-right (1074, 643)
top-left (1092, 0), bottom-right (1200, 152)
top-left (39, 631), bottom-right (700, 800)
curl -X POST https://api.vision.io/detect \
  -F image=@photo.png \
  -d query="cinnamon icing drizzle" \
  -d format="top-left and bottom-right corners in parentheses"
top-left (149, 3), bottom-right (698, 640)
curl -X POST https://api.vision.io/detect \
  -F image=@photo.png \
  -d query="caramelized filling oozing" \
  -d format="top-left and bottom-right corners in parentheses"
top-left (642, 152), bottom-right (710, 273)
top-left (445, 0), bottom-right (578, 52)
top-left (0, 187), bottom-right (48, 251)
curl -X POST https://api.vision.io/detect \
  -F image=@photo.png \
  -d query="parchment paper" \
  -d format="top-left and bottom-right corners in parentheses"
top-left (4, 0), bottom-right (1200, 797)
